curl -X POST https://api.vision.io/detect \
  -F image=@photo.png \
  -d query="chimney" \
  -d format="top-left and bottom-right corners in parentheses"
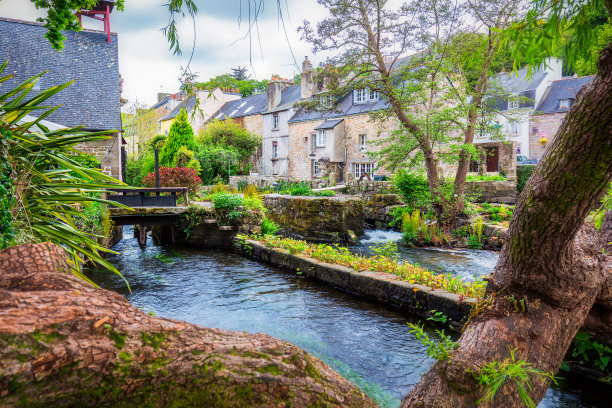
top-left (301, 56), bottom-right (314, 100)
top-left (267, 76), bottom-right (293, 110)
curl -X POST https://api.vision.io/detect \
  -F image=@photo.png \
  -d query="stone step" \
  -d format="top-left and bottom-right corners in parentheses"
top-left (204, 219), bottom-right (218, 224)
top-left (219, 226), bottom-right (234, 231)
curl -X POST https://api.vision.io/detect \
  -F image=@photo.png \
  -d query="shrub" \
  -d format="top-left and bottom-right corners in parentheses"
top-left (142, 166), bottom-right (202, 193)
top-left (467, 216), bottom-right (484, 249)
top-left (241, 184), bottom-right (260, 198)
top-left (198, 119), bottom-right (261, 167)
top-left (211, 182), bottom-right (231, 194)
top-left (466, 174), bottom-right (507, 182)
top-left (160, 109), bottom-right (196, 166)
top-left (261, 217), bottom-right (278, 235)
top-left (243, 196), bottom-right (265, 212)
top-left (517, 165), bottom-right (536, 193)
top-left (312, 190), bottom-right (335, 197)
top-left (149, 134), bottom-right (167, 150)
top-left (196, 145), bottom-right (240, 185)
top-left (393, 170), bottom-right (431, 210)
top-left (212, 193), bottom-right (244, 211)
top-left (173, 146), bottom-right (201, 172)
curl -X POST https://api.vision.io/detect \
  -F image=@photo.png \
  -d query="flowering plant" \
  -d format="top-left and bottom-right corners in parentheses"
top-left (143, 166), bottom-right (201, 193)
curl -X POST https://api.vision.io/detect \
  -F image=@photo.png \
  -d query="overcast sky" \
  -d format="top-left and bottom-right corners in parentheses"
top-left (0, 0), bottom-right (330, 106)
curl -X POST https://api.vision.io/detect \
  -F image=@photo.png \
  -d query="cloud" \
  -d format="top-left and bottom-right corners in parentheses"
top-left (0, 0), bottom-right (331, 106)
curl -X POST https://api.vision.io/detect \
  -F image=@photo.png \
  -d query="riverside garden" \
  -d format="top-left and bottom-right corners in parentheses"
top-left (1, 59), bottom-right (611, 408)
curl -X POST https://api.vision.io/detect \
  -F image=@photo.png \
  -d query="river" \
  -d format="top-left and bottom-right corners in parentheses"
top-left (86, 228), bottom-right (608, 408)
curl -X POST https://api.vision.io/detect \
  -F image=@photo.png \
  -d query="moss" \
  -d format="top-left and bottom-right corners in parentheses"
top-left (255, 364), bottom-right (283, 376)
top-left (106, 327), bottom-right (126, 350)
top-left (304, 361), bottom-right (322, 382)
top-left (118, 351), bottom-right (132, 364)
top-left (30, 330), bottom-right (67, 344)
top-left (141, 331), bottom-right (168, 351)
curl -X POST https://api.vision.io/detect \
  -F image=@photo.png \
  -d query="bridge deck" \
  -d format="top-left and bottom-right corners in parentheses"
top-left (109, 206), bottom-right (189, 226)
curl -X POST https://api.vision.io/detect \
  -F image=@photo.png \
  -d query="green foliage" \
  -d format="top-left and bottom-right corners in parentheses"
top-left (173, 146), bottom-right (201, 172)
top-left (393, 171), bottom-right (431, 210)
top-left (407, 323), bottom-right (458, 361)
top-left (243, 235), bottom-right (486, 298)
top-left (261, 217), bottom-right (278, 235)
top-left (468, 217), bottom-right (485, 249)
top-left (592, 182), bottom-right (612, 230)
top-left (466, 173), bottom-right (507, 182)
top-left (73, 201), bottom-right (112, 239)
top-left (571, 20), bottom-right (612, 75)
top-left (517, 165), bottom-right (536, 193)
top-left (243, 196), bottom-right (265, 212)
top-left (198, 119), bottom-right (260, 172)
top-left (195, 145), bottom-right (240, 185)
top-left (472, 348), bottom-right (557, 408)
top-left (150, 134), bottom-right (168, 150)
top-left (0, 60), bottom-right (127, 285)
top-left (571, 331), bottom-right (612, 372)
top-left (401, 209), bottom-right (447, 246)
top-left (0, 125), bottom-right (15, 248)
top-left (212, 193), bottom-right (244, 211)
top-left (372, 241), bottom-right (399, 260)
top-left (197, 73), bottom-right (267, 97)
top-left (427, 310), bottom-right (449, 324)
top-left (160, 109), bottom-right (195, 166)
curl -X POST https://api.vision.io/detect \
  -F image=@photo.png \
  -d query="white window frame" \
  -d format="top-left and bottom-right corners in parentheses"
top-left (369, 89), bottom-right (379, 101)
top-left (354, 163), bottom-right (374, 179)
top-left (508, 95), bottom-right (519, 110)
top-left (359, 134), bottom-right (367, 151)
top-left (272, 141), bottom-right (278, 159)
top-left (355, 88), bottom-right (365, 103)
top-left (509, 121), bottom-right (519, 136)
top-left (272, 113), bottom-right (279, 129)
top-left (354, 88), bottom-right (379, 104)
top-left (316, 129), bottom-right (326, 147)
top-left (559, 99), bottom-right (570, 109)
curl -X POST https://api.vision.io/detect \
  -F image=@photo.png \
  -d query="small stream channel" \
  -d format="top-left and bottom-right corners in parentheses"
top-left (86, 227), bottom-right (608, 408)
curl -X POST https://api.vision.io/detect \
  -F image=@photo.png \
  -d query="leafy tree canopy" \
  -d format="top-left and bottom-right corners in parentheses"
top-left (197, 74), bottom-right (267, 97)
top-left (197, 119), bottom-right (261, 164)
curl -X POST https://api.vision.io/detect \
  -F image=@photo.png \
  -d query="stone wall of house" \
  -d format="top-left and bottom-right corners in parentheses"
top-left (288, 114), bottom-right (397, 182)
top-left (472, 141), bottom-right (517, 180)
top-left (529, 112), bottom-right (566, 160)
top-left (263, 194), bottom-right (364, 243)
top-left (236, 114), bottom-right (263, 174)
top-left (76, 133), bottom-right (122, 181)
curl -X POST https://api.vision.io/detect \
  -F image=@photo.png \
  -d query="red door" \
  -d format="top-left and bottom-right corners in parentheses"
top-left (486, 147), bottom-right (499, 172)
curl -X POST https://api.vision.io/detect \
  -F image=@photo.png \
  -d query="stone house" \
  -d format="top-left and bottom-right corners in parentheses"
top-left (529, 75), bottom-right (595, 159)
top-left (159, 87), bottom-right (242, 134)
top-left (0, 16), bottom-right (123, 180)
top-left (477, 58), bottom-right (564, 160)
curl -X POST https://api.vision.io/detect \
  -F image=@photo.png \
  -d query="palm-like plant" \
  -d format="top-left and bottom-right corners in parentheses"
top-left (0, 60), bottom-right (129, 287)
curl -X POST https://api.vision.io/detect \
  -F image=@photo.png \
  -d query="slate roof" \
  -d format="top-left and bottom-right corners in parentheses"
top-left (161, 97), bottom-right (197, 121)
top-left (212, 91), bottom-right (268, 120)
top-left (151, 95), bottom-right (171, 110)
top-left (314, 119), bottom-right (344, 130)
top-left (490, 66), bottom-right (549, 94)
top-left (535, 75), bottom-right (595, 114)
top-left (289, 90), bottom-right (388, 123)
top-left (0, 17), bottom-right (121, 131)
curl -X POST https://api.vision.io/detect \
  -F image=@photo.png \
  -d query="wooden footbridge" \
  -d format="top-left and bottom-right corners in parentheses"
top-left (106, 187), bottom-right (189, 246)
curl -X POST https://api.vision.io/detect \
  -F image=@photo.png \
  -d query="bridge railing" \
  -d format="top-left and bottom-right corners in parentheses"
top-left (105, 187), bottom-right (189, 207)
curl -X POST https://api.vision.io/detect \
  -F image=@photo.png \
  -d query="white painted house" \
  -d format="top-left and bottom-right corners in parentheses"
top-left (477, 58), bottom-right (563, 158)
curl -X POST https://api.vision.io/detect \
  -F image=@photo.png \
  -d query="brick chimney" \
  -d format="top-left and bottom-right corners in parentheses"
top-left (301, 56), bottom-right (314, 100)
top-left (267, 76), bottom-right (293, 110)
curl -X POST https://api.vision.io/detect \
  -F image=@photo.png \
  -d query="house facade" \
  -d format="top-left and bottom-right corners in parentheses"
top-left (0, 16), bottom-right (123, 180)
top-left (529, 75), bottom-right (595, 159)
top-left (477, 58), bottom-right (564, 159)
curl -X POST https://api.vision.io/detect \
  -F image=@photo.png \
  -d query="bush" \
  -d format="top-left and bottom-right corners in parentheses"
top-left (393, 170), bottom-right (431, 210)
top-left (173, 146), bottom-right (201, 172)
top-left (312, 190), bottom-right (335, 197)
top-left (160, 109), bottom-right (196, 166)
top-left (196, 145), bottom-right (240, 185)
top-left (142, 166), bottom-right (202, 193)
top-left (466, 174), bottom-right (507, 182)
top-left (198, 119), bottom-right (261, 167)
top-left (261, 217), bottom-right (278, 235)
top-left (212, 193), bottom-right (244, 211)
top-left (149, 134), bottom-right (167, 150)
top-left (243, 196), bottom-right (265, 212)
top-left (517, 165), bottom-right (536, 193)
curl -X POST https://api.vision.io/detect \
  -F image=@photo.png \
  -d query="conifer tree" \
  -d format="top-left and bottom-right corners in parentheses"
top-left (160, 109), bottom-right (195, 167)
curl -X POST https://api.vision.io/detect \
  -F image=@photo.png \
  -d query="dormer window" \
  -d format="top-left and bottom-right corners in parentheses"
top-left (317, 93), bottom-right (334, 110)
top-left (354, 88), bottom-right (379, 104)
top-left (559, 99), bottom-right (571, 109)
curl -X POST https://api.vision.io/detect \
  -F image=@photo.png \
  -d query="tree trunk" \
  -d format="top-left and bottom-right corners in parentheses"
top-left (401, 41), bottom-right (612, 407)
top-left (0, 243), bottom-right (377, 408)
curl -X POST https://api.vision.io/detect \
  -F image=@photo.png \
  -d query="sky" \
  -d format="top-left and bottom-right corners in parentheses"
top-left (0, 0), bottom-right (330, 106)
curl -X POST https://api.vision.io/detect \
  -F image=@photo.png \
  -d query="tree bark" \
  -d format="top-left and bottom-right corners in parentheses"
top-left (0, 243), bottom-right (377, 408)
top-left (401, 40), bottom-right (612, 408)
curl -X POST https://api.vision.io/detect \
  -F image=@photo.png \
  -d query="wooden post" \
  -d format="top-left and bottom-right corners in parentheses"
top-left (138, 224), bottom-right (147, 247)
top-left (154, 148), bottom-right (160, 192)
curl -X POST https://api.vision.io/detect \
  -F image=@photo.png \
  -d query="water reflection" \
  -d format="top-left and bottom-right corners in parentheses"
top-left (85, 228), bottom-right (607, 408)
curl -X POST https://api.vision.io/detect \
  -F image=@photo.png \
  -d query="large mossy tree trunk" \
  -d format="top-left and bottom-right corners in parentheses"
top-left (0, 243), bottom-right (376, 408)
top-left (401, 42), bottom-right (612, 408)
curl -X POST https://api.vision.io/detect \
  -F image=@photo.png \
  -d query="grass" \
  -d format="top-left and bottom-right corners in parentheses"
top-left (466, 174), bottom-right (508, 182)
top-left (240, 234), bottom-right (486, 298)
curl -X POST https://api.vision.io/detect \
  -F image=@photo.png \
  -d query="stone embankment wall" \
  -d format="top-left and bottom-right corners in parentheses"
top-left (363, 194), bottom-right (405, 229)
top-left (234, 238), bottom-right (475, 328)
top-left (466, 180), bottom-right (517, 204)
top-left (263, 194), bottom-right (364, 243)
top-left (152, 204), bottom-right (263, 249)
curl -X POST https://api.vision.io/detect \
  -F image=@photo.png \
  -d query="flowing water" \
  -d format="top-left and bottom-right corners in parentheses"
top-left (86, 227), bottom-right (608, 408)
